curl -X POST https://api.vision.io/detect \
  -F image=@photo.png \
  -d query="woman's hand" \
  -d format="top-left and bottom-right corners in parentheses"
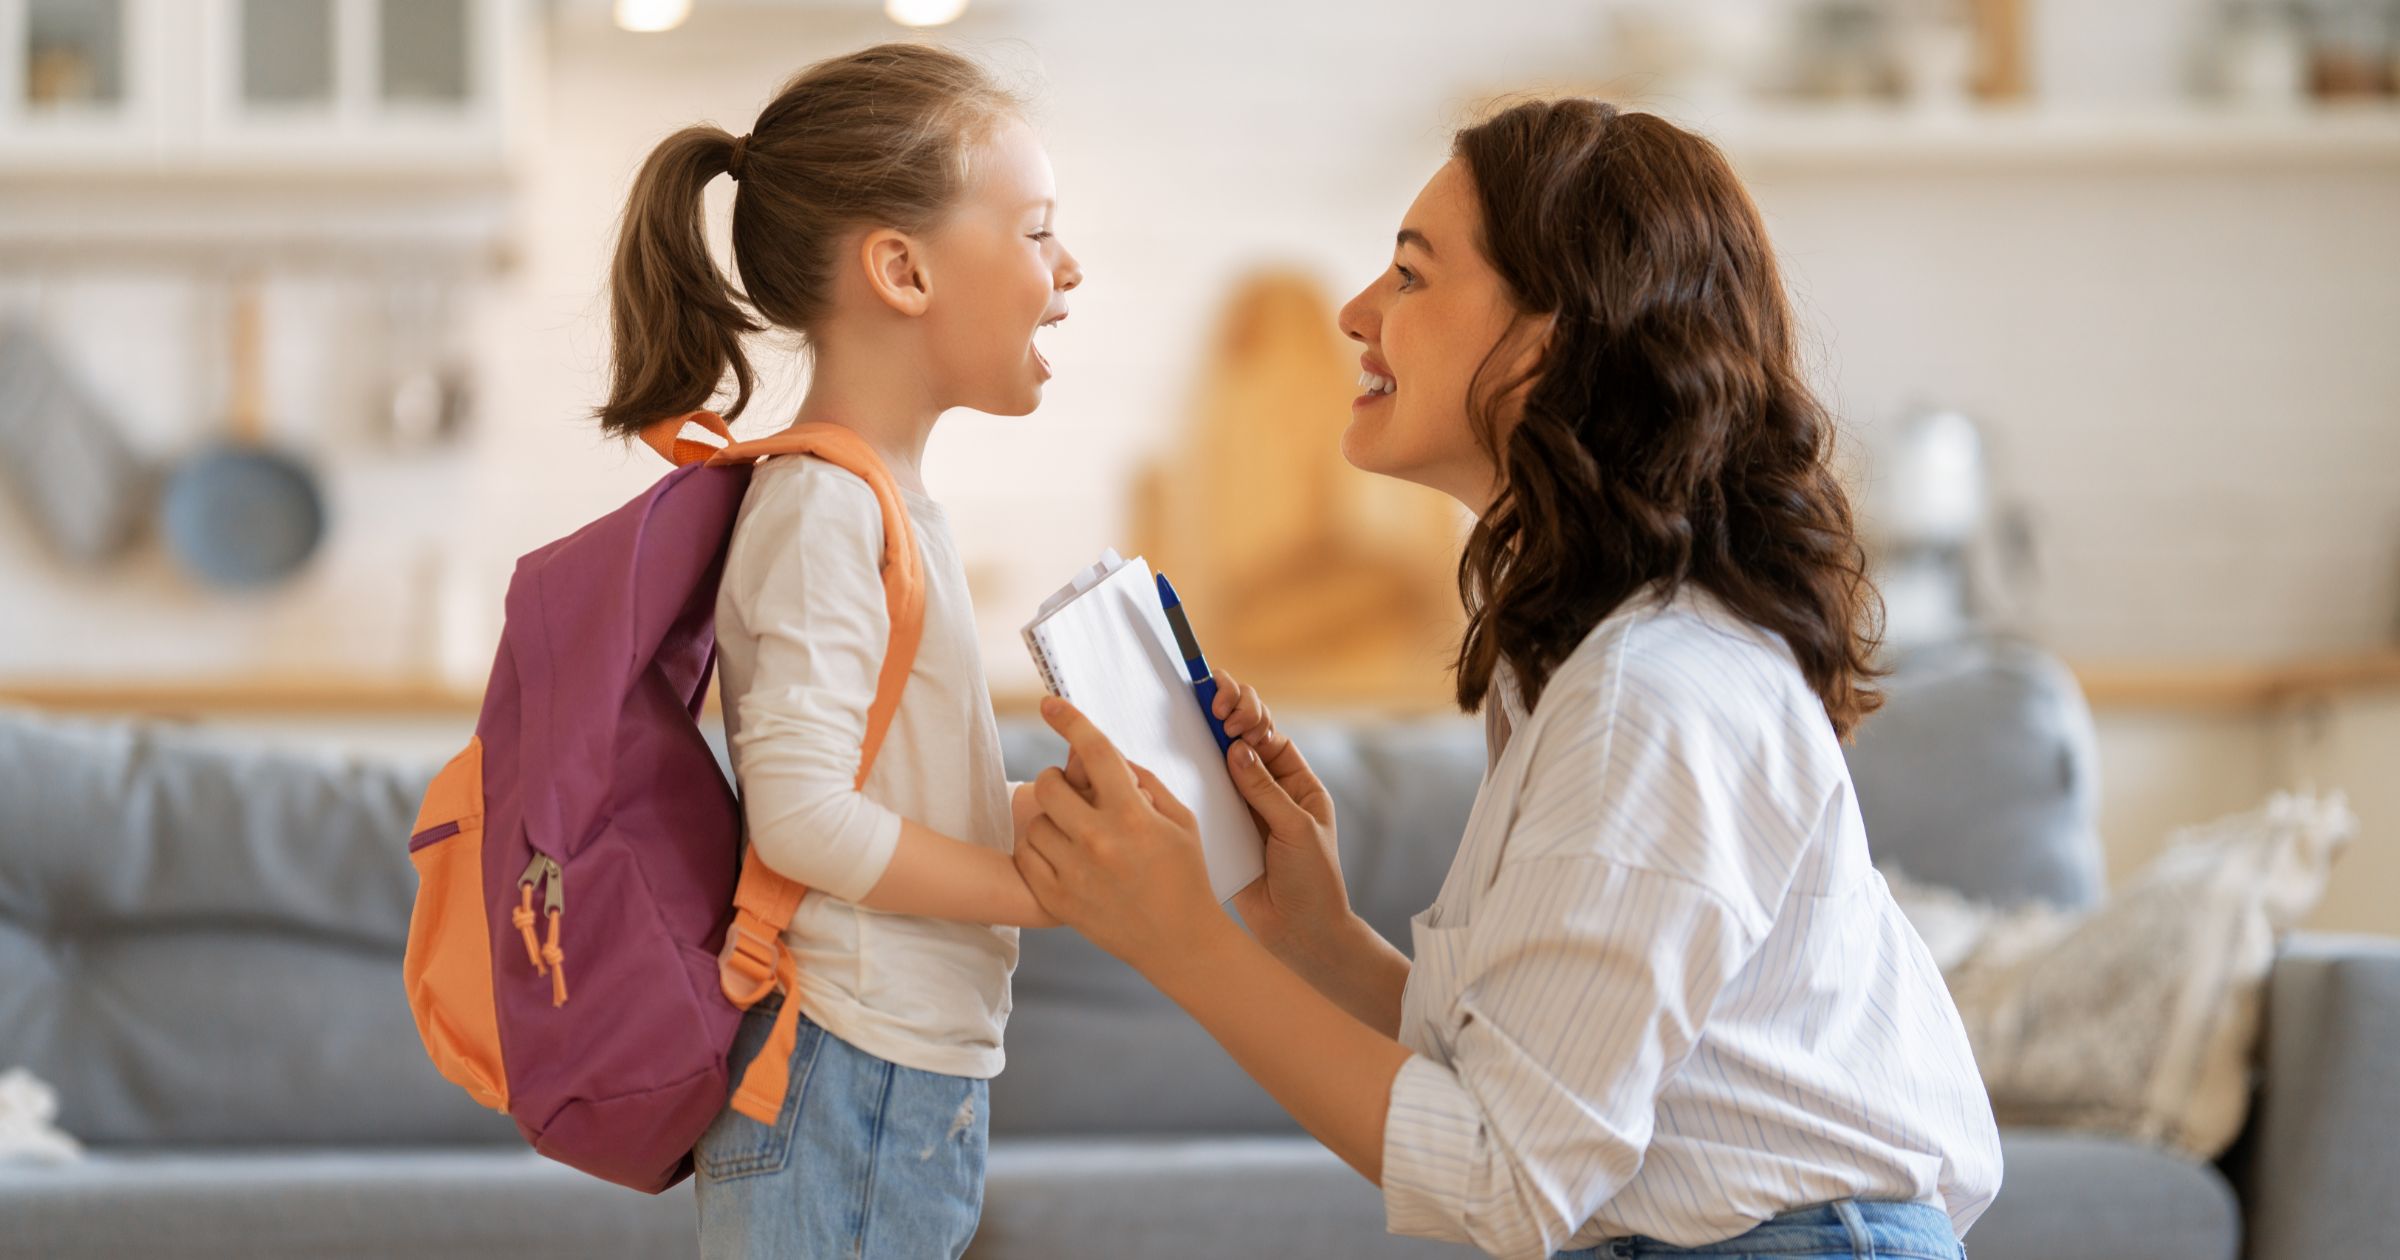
top-left (1015, 697), bottom-right (1230, 973)
top-left (1210, 673), bottom-right (1353, 961)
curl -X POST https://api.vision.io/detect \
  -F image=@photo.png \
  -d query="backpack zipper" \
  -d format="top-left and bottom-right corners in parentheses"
top-left (513, 854), bottom-right (570, 1007)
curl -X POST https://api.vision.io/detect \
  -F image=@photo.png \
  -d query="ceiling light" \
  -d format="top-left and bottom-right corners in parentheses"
top-left (615, 0), bottom-right (693, 33)
top-left (885, 0), bottom-right (970, 28)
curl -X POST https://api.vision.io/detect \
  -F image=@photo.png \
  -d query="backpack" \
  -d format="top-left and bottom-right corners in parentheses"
top-left (399, 410), bottom-right (924, 1192)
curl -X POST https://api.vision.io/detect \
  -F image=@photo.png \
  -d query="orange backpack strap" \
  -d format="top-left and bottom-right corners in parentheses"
top-left (638, 410), bottom-right (927, 1126)
top-left (638, 408), bottom-right (736, 468)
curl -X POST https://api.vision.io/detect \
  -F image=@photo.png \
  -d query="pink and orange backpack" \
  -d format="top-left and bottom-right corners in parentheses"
top-left (400, 412), bottom-right (923, 1192)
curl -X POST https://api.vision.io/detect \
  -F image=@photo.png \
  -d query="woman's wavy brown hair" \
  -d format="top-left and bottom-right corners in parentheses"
top-left (1448, 99), bottom-right (1883, 737)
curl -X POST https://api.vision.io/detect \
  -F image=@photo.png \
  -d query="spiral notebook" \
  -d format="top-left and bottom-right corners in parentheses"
top-left (1022, 549), bottom-right (1265, 903)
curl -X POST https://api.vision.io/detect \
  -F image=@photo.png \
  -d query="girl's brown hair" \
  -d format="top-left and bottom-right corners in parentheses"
top-left (595, 43), bottom-right (1021, 438)
top-left (1448, 99), bottom-right (1884, 737)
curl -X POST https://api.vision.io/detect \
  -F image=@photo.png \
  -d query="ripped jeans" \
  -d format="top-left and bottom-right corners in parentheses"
top-left (694, 993), bottom-right (989, 1260)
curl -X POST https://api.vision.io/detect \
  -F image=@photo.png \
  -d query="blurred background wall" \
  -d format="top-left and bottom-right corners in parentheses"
top-left (2, 0), bottom-right (2396, 928)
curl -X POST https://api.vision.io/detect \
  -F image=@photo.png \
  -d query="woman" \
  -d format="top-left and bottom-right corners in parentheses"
top-left (1014, 99), bottom-right (2003, 1260)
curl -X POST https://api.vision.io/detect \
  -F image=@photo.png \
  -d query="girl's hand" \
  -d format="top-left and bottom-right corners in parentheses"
top-left (1015, 698), bottom-right (1226, 973)
top-left (1212, 672), bottom-right (1351, 960)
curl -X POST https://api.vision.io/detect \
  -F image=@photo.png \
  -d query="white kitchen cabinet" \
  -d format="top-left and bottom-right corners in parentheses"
top-left (0, 0), bottom-right (524, 172)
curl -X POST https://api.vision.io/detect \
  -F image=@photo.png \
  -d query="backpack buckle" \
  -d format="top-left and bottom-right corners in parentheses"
top-left (717, 916), bottom-right (782, 1006)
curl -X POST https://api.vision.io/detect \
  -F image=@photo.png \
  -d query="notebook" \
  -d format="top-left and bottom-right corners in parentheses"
top-left (1021, 549), bottom-right (1266, 903)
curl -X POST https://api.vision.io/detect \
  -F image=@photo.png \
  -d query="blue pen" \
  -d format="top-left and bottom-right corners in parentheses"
top-left (1156, 572), bottom-right (1236, 755)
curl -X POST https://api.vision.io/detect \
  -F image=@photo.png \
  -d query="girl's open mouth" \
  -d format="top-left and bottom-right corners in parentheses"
top-left (1034, 310), bottom-right (1066, 379)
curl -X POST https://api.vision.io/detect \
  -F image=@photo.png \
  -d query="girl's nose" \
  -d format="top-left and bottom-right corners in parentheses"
top-left (1057, 253), bottom-right (1083, 292)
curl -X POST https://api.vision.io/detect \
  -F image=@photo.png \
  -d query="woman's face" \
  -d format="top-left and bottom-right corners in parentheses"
top-left (923, 117), bottom-right (1083, 417)
top-left (1336, 158), bottom-right (1541, 516)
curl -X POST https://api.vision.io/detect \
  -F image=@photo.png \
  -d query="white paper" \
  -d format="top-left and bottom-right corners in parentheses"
top-left (1023, 553), bottom-right (1265, 902)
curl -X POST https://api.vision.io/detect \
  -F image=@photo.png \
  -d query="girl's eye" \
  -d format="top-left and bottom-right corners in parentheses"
top-left (1029, 231), bottom-right (1055, 242)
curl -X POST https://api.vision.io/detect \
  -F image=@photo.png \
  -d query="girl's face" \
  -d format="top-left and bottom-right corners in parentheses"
top-left (1336, 159), bottom-right (1541, 515)
top-left (922, 118), bottom-right (1082, 417)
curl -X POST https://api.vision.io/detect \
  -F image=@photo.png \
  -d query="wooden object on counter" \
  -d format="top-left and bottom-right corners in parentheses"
top-left (0, 675), bottom-right (484, 717)
top-left (1970, 0), bottom-right (2029, 101)
top-left (1129, 269), bottom-right (1467, 711)
top-left (14, 653), bottom-right (2399, 722)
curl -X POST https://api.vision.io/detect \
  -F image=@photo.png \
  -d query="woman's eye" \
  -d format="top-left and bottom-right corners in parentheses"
top-left (1393, 265), bottom-right (1417, 291)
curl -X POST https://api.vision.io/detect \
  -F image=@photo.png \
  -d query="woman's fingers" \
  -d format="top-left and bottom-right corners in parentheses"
top-left (1126, 762), bottom-right (1196, 829)
top-left (1227, 738), bottom-right (1312, 835)
top-left (1032, 766), bottom-right (1101, 835)
top-left (1253, 729), bottom-right (1334, 825)
top-left (1016, 816), bottom-right (1067, 905)
top-left (1040, 697), bottom-right (1141, 805)
top-left (1214, 672), bottom-right (1273, 744)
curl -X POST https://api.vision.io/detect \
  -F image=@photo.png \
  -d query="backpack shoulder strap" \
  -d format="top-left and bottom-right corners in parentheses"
top-left (709, 419), bottom-right (927, 792)
top-left (641, 411), bottom-right (927, 1126)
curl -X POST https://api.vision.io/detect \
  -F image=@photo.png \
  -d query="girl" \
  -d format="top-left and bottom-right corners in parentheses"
top-left (1013, 99), bottom-right (2004, 1260)
top-left (591, 43), bottom-right (1081, 1260)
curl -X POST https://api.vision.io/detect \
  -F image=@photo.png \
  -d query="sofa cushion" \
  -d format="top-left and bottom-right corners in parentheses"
top-left (0, 1147), bottom-right (698, 1260)
top-left (0, 707), bottom-right (512, 1147)
top-left (1967, 1130), bottom-right (2240, 1260)
top-left (976, 1135), bottom-right (1464, 1260)
top-left (1844, 638), bottom-right (2106, 910)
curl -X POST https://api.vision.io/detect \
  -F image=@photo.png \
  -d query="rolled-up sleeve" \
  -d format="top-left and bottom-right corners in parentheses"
top-left (723, 466), bottom-right (905, 903)
top-left (1382, 856), bottom-right (1761, 1260)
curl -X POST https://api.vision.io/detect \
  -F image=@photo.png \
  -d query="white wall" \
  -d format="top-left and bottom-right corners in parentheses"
top-left (2, 0), bottom-right (2393, 925)
top-left (8, 0), bottom-right (2395, 684)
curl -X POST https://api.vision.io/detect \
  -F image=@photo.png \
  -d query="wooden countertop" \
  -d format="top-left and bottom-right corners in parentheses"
top-left (8, 651), bottom-right (2400, 718)
top-left (2068, 651), bottom-right (2400, 713)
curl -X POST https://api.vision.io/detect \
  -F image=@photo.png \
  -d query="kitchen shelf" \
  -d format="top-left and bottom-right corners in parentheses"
top-left (2072, 651), bottom-right (2400, 712)
top-left (0, 162), bottom-right (513, 269)
top-left (1463, 93), bottom-right (2400, 172)
top-left (1706, 103), bottom-right (2400, 172)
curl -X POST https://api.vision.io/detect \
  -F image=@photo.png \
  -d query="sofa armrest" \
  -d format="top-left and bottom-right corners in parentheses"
top-left (2235, 932), bottom-right (2400, 1260)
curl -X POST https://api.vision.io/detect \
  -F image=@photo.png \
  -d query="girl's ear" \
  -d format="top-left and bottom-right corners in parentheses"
top-left (859, 228), bottom-right (932, 317)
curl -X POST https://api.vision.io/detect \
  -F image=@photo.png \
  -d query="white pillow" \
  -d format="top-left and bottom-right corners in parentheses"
top-left (0, 1066), bottom-right (83, 1165)
top-left (1883, 790), bottom-right (2354, 1159)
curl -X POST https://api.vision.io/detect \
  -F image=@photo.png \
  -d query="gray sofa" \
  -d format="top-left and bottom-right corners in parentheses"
top-left (2, 638), bottom-right (2394, 1260)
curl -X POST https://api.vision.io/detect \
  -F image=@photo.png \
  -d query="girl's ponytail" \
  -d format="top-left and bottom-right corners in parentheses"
top-left (593, 43), bottom-right (1023, 442)
top-left (594, 124), bottom-right (761, 439)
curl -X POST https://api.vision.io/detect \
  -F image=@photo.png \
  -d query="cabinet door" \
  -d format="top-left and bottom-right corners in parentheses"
top-left (0, 0), bottom-right (514, 167)
top-left (377, 0), bottom-right (470, 109)
top-left (368, 0), bottom-right (512, 158)
top-left (0, 0), bottom-right (166, 155)
top-left (201, 0), bottom-right (511, 160)
top-left (235, 0), bottom-right (337, 112)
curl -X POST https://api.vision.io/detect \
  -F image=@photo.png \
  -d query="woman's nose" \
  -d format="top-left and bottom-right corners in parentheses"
top-left (1337, 283), bottom-right (1375, 343)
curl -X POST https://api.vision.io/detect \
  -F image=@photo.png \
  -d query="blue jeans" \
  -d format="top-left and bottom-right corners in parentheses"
top-left (694, 994), bottom-right (988, 1260)
top-left (1553, 1200), bottom-right (1966, 1259)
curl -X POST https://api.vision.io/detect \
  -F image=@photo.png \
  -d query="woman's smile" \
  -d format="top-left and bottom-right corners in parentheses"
top-left (1352, 355), bottom-right (1397, 409)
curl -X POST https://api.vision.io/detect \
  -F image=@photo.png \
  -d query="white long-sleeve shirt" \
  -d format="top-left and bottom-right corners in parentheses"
top-left (1382, 585), bottom-right (2003, 1258)
top-left (713, 453), bottom-right (1017, 1079)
